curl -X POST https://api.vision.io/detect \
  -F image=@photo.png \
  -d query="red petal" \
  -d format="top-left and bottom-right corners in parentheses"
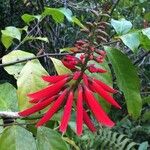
top-left (73, 71), bottom-right (81, 80)
top-left (83, 109), bottom-right (96, 132)
top-left (93, 78), bottom-right (117, 94)
top-left (62, 60), bottom-right (76, 69)
top-left (96, 68), bottom-right (107, 73)
top-left (92, 80), bottom-right (121, 109)
top-left (36, 89), bottom-right (68, 127)
top-left (42, 74), bottom-right (69, 83)
top-left (84, 86), bottom-right (115, 127)
top-left (28, 78), bottom-right (67, 103)
top-left (76, 85), bottom-right (83, 136)
top-left (59, 90), bottom-right (74, 132)
top-left (19, 96), bottom-right (56, 117)
top-left (83, 74), bottom-right (89, 87)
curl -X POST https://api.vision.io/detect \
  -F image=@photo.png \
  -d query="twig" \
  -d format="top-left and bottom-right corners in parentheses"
top-left (0, 111), bottom-right (20, 119)
top-left (0, 52), bottom-right (74, 68)
top-left (133, 51), bottom-right (150, 65)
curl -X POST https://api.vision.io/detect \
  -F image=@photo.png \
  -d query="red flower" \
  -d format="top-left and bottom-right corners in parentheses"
top-left (88, 64), bottom-right (107, 73)
top-left (84, 85), bottom-right (115, 127)
top-left (59, 90), bottom-right (74, 132)
top-left (19, 40), bottom-right (121, 135)
top-left (42, 74), bottom-right (69, 83)
top-left (36, 89), bottom-right (68, 127)
top-left (76, 85), bottom-right (83, 135)
top-left (28, 77), bottom-right (69, 103)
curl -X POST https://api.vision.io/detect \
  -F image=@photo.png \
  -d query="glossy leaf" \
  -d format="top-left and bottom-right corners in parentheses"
top-left (0, 126), bottom-right (37, 150)
top-left (22, 14), bottom-right (41, 24)
top-left (1, 35), bottom-right (13, 49)
top-left (120, 31), bottom-right (140, 52)
top-left (1, 26), bottom-right (21, 41)
top-left (105, 46), bottom-right (142, 119)
top-left (142, 27), bottom-right (150, 39)
top-left (0, 83), bottom-right (18, 111)
top-left (17, 60), bottom-right (48, 110)
top-left (111, 18), bottom-right (132, 35)
top-left (2, 50), bottom-right (35, 79)
top-left (50, 57), bottom-right (71, 75)
top-left (37, 127), bottom-right (69, 150)
top-left (42, 7), bottom-right (64, 23)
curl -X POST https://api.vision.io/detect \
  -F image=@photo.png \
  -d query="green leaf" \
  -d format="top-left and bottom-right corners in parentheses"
top-left (0, 126), bottom-right (37, 150)
top-left (111, 18), bottom-right (132, 35)
top-left (37, 127), bottom-right (69, 150)
top-left (120, 31), bottom-right (140, 52)
top-left (138, 141), bottom-right (149, 150)
top-left (1, 35), bottom-right (13, 49)
top-left (42, 7), bottom-right (64, 23)
top-left (142, 96), bottom-right (150, 105)
top-left (17, 60), bottom-right (48, 110)
top-left (142, 111), bottom-right (150, 122)
top-left (144, 12), bottom-right (150, 21)
top-left (142, 27), bottom-right (150, 39)
top-left (105, 47), bottom-right (142, 119)
top-left (0, 83), bottom-right (18, 111)
top-left (2, 50), bottom-right (35, 79)
top-left (24, 36), bottom-right (49, 43)
top-left (139, 32), bottom-right (150, 50)
top-left (1, 26), bottom-right (21, 41)
top-left (72, 16), bottom-right (86, 29)
top-left (59, 8), bottom-right (73, 22)
top-left (50, 57), bottom-right (71, 75)
top-left (22, 14), bottom-right (41, 24)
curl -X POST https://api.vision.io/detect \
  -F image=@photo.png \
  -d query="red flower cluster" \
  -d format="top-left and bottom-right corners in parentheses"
top-left (19, 40), bottom-right (121, 136)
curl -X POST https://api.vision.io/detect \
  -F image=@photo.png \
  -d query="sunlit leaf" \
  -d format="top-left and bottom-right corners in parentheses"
top-left (111, 18), bottom-right (132, 35)
top-left (50, 57), bottom-right (71, 75)
top-left (17, 60), bottom-right (48, 110)
top-left (2, 50), bottom-right (35, 79)
top-left (22, 14), bottom-right (41, 24)
top-left (0, 83), bottom-right (18, 111)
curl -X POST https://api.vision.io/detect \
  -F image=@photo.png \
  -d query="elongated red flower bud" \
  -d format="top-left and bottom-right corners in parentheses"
top-left (29, 78), bottom-right (68, 103)
top-left (42, 74), bottom-right (69, 83)
top-left (76, 85), bottom-right (83, 136)
top-left (62, 60), bottom-right (76, 69)
top-left (96, 68), bottom-right (107, 73)
top-left (73, 71), bottom-right (81, 80)
top-left (93, 78), bottom-right (117, 94)
top-left (83, 74), bottom-right (89, 87)
top-left (36, 89), bottom-right (68, 127)
top-left (84, 85), bottom-right (115, 127)
top-left (88, 64), bottom-right (107, 73)
top-left (92, 80), bottom-right (121, 109)
top-left (19, 96), bottom-right (56, 117)
top-left (83, 109), bottom-right (96, 132)
top-left (59, 90), bottom-right (74, 132)
top-left (65, 55), bottom-right (79, 62)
